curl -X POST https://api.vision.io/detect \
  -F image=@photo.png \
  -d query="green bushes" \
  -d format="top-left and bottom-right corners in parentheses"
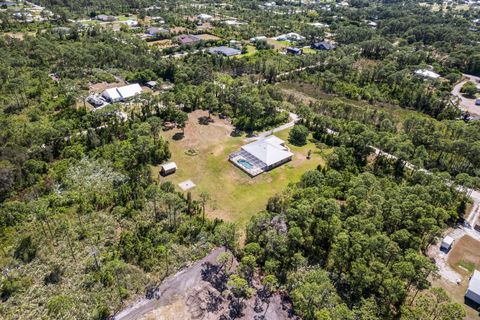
top-left (14, 235), bottom-right (37, 263)
top-left (289, 125), bottom-right (309, 146)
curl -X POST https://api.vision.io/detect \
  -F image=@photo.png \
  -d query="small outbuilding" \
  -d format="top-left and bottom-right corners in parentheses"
top-left (286, 47), bottom-right (303, 55)
top-left (311, 41), bottom-right (336, 51)
top-left (146, 81), bottom-right (157, 89)
top-left (465, 270), bottom-right (480, 304)
top-left (440, 235), bottom-right (454, 251)
top-left (160, 162), bottom-right (177, 176)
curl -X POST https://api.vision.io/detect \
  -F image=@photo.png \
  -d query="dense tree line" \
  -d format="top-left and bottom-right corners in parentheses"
top-left (245, 157), bottom-right (467, 319)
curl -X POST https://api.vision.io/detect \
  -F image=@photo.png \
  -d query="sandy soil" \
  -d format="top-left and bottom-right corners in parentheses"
top-left (115, 247), bottom-right (296, 320)
top-left (428, 228), bottom-right (480, 319)
top-left (196, 34), bottom-right (221, 41)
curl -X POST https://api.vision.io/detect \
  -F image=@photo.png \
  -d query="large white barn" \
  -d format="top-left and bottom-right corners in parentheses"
top-left (102, 84), bottom-right (143, 103)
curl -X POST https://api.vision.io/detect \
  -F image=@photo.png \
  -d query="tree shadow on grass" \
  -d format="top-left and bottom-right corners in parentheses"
top-left (172, 132), bottom-right (184, 141)
top-left (230, 128), bottom-right (243, 137)
top-left (198, 116), bottom-right (214, 125)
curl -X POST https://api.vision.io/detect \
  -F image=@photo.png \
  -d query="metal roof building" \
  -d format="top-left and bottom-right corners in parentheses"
top-left (208, 46), bottom-right (242, 57)
top-left (102, 84), bottom-right (143, 103)
top-left (466, 270), bottom-right (480, 304)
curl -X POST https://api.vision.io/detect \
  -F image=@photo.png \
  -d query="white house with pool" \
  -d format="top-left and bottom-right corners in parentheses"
top-left (229, 135), bottom-right (293, 176)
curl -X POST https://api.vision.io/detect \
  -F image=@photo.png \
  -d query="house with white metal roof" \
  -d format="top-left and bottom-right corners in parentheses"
top-left (415, 69), bottom-right (440, 80)
top-left (229, 135), bottom-right (293, 176)
top-left (466, 270), bottom-right (480, 304)
top-left (102, 84), bottom-right (143, 103)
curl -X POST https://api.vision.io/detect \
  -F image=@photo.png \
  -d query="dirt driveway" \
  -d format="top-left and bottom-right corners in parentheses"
top-left (115, 247), bottom-right (295, 320)
top-left (451, 74), bottom-right (480, 119)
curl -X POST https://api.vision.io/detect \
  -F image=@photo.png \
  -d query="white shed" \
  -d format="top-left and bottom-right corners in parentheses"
top-left (160, 162), bottom-right (177, 176)
top-left (440, 235), bottom-right (454, 251)
top-left (466, 270), bottom-right (480, 304)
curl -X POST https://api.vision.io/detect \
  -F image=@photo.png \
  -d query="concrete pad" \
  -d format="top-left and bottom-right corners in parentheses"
top-left (179, 180), bottom-right (196, 191)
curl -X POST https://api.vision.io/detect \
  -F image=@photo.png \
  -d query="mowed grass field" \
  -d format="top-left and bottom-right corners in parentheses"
top-left (152, 110), bottom-right (327, 227)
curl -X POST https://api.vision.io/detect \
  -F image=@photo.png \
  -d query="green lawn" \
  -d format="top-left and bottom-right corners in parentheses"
top-left (302, 47), bottom-right (317, 55)
top-left (238, 45), bottom-right (257, 58)
top-left (153, 111), bottom-right (328, 227)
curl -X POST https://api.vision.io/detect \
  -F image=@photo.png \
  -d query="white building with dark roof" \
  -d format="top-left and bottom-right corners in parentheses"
top-left (229, 135), bottom-right (293, 176)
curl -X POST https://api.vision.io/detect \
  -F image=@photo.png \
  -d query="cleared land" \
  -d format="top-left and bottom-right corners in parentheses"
top-left (152, 110), bottom-right (327, 226)
top-left (429, 233), bottom-right (480, 319)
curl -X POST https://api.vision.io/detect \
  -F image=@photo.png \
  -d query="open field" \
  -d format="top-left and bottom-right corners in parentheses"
top-left (196, 33), bottom-right (221, 41)
top-left (266, 38), bottom-right (289, 50)
top-left (147, 39), bottom-right (176, 48)
top-left (152, 110), bottom-right (327, 227)
top-left (430, 234), bottom-right (480, 319)
top-left (236, 45), bottom-right (257, 58)
top-left (448, 236), bottom-right (480, 276)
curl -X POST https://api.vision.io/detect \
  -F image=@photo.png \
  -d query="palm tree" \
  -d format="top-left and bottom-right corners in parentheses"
top-left (199, 191), bottom-right (210, 224)
top-left (59, 222), bottom-right (76, 263)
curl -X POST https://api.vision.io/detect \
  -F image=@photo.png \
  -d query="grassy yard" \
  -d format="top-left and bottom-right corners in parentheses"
top-left (302, 47), bottom-right (317, 55)
top-left (152, 110), bottom-right (328, 227)
top-left (238, 45), bottom-right (257, 58)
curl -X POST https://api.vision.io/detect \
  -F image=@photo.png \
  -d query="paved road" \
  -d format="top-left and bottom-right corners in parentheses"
top-left (451, 74), bottom-right (480, 119)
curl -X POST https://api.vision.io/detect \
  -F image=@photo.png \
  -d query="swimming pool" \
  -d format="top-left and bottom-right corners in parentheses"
top-left (237, 159), bottom-right (253, 169)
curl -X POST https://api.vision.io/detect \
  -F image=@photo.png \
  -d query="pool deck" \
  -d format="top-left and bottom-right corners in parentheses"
top-left (229, 154), bottom-right (264, 177)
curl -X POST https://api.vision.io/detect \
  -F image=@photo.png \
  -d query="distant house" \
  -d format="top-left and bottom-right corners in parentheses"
top-left (160, 162), bottom-right (177, 176)
top-left (465, 270), bottom-right (480, 304)
top-left (286, 47), bottom-right (303, 55)
top-left (176, 34), bottom-right (201, 45)
top-left (440, 235), bottom-right (454, 251)
top-left (367, 21), bottom-right (378, 28)
top-left (0, 2), bottom-right (16, 7)
top-left (208, 46), bottom-right (242, 57)
top-left (224, 20), bottom-right (245, 26)
top-left (147, 27), bottom-right (169, 36)
top-left (123, 19), bottom-right (138, 27)
top-left (250, 36), bottom-right (267, 43)
top-left (197, 13), bottom-right (213, 21)
top-left (96, 14), bottom-right (117, 22)
top-left (275, 32), bottom-right (305, 42)
top-left (415, 69), bottom-right (440, 80)
top-left (308, 22), bottom-right (329, 28)
top-left (102, 84), bottom-right (143, 103)
top-left (311, 41), bottom-right (336, 51)
top-left (229, 135), bottom-right (293, 177)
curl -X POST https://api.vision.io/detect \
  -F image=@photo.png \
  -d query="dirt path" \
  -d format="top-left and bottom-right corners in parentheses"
top-left (244, 111), bottom-right (299, 142)
top-left (114, 247), bottom-right (226, 320)
top-left (115, 247), bottom-right (295, 320)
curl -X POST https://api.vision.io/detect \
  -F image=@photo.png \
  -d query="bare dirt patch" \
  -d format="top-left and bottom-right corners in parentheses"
top-left (89, 81), bottom-right (126, 93)
top-left (448, 235), bottom-right (480, 275)
top-left (196, 33), bottom-right (221, 41)
top-left (116, 248), bottom-right (296, 320)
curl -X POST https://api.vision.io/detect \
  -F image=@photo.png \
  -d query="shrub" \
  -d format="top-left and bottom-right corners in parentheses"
top-left (289, 125), bottom-right (309, 146)
top-left (14, 235), bottom-right (37, 263)
top-left (460, 81), bottom-right (477, 98)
